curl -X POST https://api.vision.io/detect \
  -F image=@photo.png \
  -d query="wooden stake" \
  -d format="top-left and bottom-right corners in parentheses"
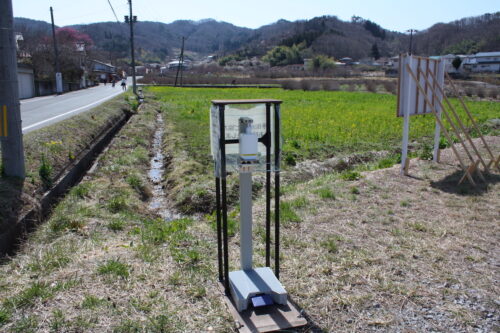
top-left (404, 157), bottom-right (410, 175)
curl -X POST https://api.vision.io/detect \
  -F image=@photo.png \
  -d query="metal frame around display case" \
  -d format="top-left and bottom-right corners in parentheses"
top-left (211, 99), bottom-right (282, 294)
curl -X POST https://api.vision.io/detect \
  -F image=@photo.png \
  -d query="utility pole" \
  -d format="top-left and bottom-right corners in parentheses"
top-left (50, 7), bottom-right (63, 94)
top-left (125, 0), bottom-right (137, 95)
top-left (407, 29), bottom-right (418, 55)
top-left (174, 37), bottom-right (185, 87)
top-left (0, 0), bottom-right (25, 178)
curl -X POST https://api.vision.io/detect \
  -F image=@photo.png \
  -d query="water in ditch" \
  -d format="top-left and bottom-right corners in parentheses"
top-left (148, 113), bottom-right (182, 221)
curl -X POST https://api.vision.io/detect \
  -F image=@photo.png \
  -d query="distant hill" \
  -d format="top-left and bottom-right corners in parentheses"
top-left (14, 17), bottom-right (52, 35)
top-left (69, 19), bottom-right (252, 62)
top-left (14, 12), bottom-right (500, 63)
top-left (412, 13), bottom-right (500, 55)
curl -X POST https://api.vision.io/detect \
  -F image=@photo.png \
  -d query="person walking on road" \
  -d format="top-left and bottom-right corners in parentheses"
top-left (121, 78), bottom-right (127, 91)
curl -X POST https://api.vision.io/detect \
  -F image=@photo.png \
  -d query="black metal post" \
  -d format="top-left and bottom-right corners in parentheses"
top-left (219, 104), bottom-right (229, 293)
top-left (265, 103), bottom-right (271, 267)
top-left (215, 175), bottom-right (223, 282)
top-left (407, 29), bottom-right (417, 55)
top-left (274, 103), bottom-right (281, 279)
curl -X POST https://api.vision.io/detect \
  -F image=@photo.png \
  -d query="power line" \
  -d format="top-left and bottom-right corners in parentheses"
top-left (106, 0), bottom-right (121, 24)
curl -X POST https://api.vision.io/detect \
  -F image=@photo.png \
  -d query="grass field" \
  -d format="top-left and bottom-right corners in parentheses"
top-left (150, 86), bottom-right (499, 163)
top-left (151, 86), bottom-right (499, 212)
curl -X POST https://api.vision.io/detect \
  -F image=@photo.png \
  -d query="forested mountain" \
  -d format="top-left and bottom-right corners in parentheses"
top-left (70, 19), bottom-right (252, 62)
top-left (412, 13), bottom-right (500, 55)
top-left (14, 12), bottom-right (500, 63)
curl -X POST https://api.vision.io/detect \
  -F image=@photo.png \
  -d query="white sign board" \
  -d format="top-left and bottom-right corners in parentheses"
top-left (397, 54), bottom-right (445, 117)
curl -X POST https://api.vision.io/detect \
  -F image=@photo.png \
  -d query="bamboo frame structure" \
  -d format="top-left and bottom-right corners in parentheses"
top-left (398, 53), bottom-right (499, 186)
top-left (445, 73), bottom-right (500, 172)
top-left (415, 67), bottom-right (485, 183)
top-left (406, 65), bottom-right (478, 185)
top-left (424, 69), bottom-right (489, 172)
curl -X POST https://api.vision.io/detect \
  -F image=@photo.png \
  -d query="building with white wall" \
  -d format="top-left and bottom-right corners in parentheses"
top-left (462, 52), bottom-right (500, 73)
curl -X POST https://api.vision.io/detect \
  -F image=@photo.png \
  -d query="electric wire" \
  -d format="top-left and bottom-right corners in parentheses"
top-left (106, 0), bottom-right (121, 24)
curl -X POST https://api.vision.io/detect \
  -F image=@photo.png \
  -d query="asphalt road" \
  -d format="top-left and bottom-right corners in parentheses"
top-left (21, 82), bottom-right (128, 133)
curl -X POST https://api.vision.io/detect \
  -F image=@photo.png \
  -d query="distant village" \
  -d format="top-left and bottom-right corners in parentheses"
top-left (14, 30), bottom-right (500, 99)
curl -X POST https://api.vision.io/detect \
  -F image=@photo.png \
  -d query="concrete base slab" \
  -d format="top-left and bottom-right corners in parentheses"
top-left (229, 267), bottom-right (287, 312)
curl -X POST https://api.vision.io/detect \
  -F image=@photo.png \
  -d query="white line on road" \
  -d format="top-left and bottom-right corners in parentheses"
top-left (22, 90), bottom-right (124, 132)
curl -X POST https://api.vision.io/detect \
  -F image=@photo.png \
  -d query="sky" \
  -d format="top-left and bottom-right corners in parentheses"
top-left (13, 0), bottom-right (500, 32)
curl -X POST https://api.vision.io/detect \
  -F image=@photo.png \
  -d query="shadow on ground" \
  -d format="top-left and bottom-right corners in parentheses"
top-left (0, 177), bottom-right (39, 258)
top-left (430, 169), bottom-right (500, 196)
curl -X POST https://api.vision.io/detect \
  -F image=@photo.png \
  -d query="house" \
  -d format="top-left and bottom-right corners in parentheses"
top-left (462, 52), bottom-right (500, 73)
top-left (17, 63), bottom-right (35, 99)
top-left (339, 57), bottom-right (354, 65)
top-left (92, 60), bottom-right (116, 83)
top-left (135, 66), bottom-right (147, 75)
top-left (167, 60), bottom-right (189, 70)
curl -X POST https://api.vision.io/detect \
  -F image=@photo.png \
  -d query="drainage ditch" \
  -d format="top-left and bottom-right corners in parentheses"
top-left (0, 109), bottom-right (133, 256)
top-left (148, 113), bottom-right (181, 221)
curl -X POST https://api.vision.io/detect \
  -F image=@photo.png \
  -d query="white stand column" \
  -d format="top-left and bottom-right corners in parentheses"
top-left (239, 171), bottom-right (253, 271)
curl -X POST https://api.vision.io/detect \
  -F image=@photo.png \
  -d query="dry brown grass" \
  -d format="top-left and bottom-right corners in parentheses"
top-left (246, 136), bottom-right (499, 332)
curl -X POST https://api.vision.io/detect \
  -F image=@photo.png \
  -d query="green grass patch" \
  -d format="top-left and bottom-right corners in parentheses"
top-left (350, 186), bottom-right (360, 195)
top-left (0, 308), bottom-right (10, 325)
top-left (70, 182), bottom-right (93, 199)
top-left (340, 170), bottom-right (361, 181)
top-left (314, 187), bottom-right (336, 200)
top-left (97, 259), bottom-right (130, 279)
top-left (4, 282), bottom-right (53, 309)
top-left (376, 155), bottom-right (401, 169)
top-left (48, 202), bottom-right (90, 233)
top-left (206, 210), bottom-right (239, 237)
top-left (279, 202), bottom-right (301, 225)
top-left (409, 222), bottom-right (427, 232)
top-left (107, 194), bottom-right (130, 213)
top-left (107, 218), bottom-right (126, 232)
top-left (49, 309), bottom-right (66, 331)
top-left (290, 196), bottom-right (309, 209)
top-left (81, 295), bottom-right (108, 309)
